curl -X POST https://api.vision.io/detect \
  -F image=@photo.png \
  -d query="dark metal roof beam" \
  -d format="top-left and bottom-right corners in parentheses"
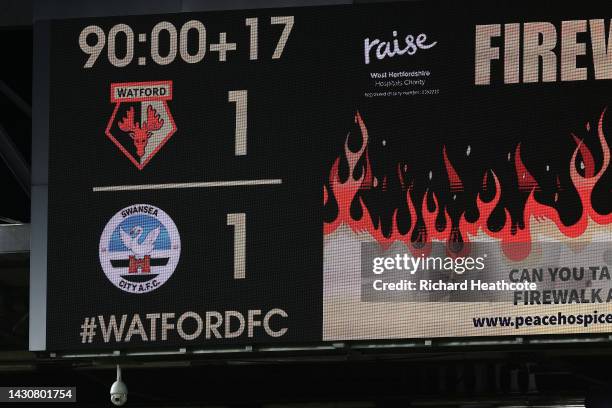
top-left (0, 81), bottom-right (31, 118)
top-left (0, 123), bottom-right (31, 198)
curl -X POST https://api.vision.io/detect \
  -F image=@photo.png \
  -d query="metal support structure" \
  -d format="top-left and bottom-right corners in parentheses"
top-left (0, 123), bottom-right (30, 197)
top-left (0, 80), bottom-right (32, 118)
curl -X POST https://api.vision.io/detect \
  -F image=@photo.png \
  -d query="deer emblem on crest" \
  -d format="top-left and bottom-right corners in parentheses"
top-left (118, 105), bottom-right (164, 158)
top-left (106, 81), bottom-right (176, 170)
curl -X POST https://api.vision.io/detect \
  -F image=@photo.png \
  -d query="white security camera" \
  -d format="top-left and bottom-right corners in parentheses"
top-left (110, 365), bottom-right (128, 406)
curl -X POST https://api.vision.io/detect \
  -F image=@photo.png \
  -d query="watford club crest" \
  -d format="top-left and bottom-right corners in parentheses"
top-left (106, 81), bottom-right (177, 170)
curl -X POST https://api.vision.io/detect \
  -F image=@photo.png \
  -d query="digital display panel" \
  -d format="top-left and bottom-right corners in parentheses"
top-left (42, 1), bottom-right (612, 351)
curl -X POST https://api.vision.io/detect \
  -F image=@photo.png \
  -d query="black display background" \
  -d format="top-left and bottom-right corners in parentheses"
top-left (47, 1), bottom-right (612, 350)
top-left (47, 6), bottom-right (354, 350)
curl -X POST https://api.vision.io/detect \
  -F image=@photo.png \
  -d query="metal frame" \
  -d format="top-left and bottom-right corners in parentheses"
top-left (47, 332), bottom-right (612, 360)
top-left (29, 18), bottom-right (50, 352)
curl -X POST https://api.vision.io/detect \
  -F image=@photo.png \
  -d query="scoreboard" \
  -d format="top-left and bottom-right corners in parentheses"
top-left (33, 1), bottom-right (612, 351)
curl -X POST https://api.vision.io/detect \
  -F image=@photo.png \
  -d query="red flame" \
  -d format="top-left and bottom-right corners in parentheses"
top-left (515, 143), bottom-right (540, 192)
top-left (572, 133), bottom-right (596, 178)
top-left (324, 109), bottom-right (611, 260)
top-left (443, 146), bottom-right (464, 192)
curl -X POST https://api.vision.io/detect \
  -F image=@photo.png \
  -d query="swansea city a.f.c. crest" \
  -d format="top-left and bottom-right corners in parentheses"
top-left (106, 81), bottom-right (177, 170)
top-left (99, 204), bottom-right (181, 294)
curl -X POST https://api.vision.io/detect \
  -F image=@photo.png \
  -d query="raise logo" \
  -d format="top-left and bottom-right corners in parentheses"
top-left (99, 204), bottom-right (181, 294)
top-left (363, 30), bottom-right (437, 65)
top-left (106, 81), bottom-right (177, 170)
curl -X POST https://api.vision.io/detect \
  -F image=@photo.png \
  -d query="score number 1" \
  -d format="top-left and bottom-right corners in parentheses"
top-left (227, 213), bottom-right (246, 279)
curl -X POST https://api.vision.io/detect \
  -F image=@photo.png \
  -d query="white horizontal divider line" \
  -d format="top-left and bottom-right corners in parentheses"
top-left (93, 179), bottom-right (283, 192)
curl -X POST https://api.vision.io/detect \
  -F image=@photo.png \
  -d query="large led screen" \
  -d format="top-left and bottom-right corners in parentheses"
top-left (41, 1), bottom-right (612, 350)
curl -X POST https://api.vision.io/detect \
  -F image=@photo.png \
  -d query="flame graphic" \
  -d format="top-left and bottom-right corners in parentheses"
top-left (324, 109), bottom-right (611, 260)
